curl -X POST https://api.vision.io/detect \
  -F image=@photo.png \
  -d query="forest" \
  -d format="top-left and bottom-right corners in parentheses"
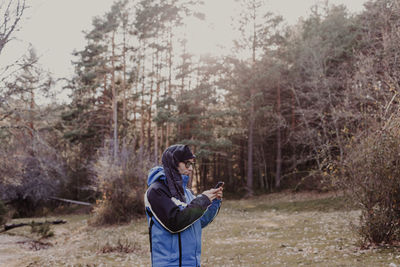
top-left (1, 0), bottom-right (400, 255)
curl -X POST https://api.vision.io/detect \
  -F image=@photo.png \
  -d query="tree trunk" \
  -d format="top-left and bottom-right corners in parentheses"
top-left (140, 41), bottom-right (146, 150)
top-left (275, 82), bottom-right (282, 188)
top-left (111, 31), bottom-right (118, 159)
top-left (148, 53), bottom-right (155, 150)
top-left (228, 157), bottom-right (233, 191)
top-left (247, 112), bottom-right (254, 194)
top-left (246, 11), bottom-right (257, 196)
top-left (154, 43), bottom-right (161, 165)
top-left (240, 139), bottom-right (246, 188)
top-left (261, 146), bottom-right (269, 191)
top-left (166, 27), bottom-right (173, 149)
top-left (122, 23), bottom-right (127, 147)
top-left (1, 220), bottom-right (67, 233)
top-left (29, 85), bottom-right (34, 137)
top-left (160, 124), bottom-right (164, 156)
top-left (256, 148), bottom-right (264, 190)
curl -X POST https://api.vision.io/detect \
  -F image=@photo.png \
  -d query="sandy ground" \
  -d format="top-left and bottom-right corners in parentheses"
top-left (1, 192), bottom-right (400, 266)
top-left (0, 234), bottom-right (33, 266)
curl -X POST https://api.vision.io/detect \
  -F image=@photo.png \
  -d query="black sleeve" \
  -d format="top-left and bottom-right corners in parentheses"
top-left (146, 184), bottom-right (211, 233)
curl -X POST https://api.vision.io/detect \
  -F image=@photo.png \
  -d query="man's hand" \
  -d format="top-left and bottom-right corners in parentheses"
top-left (215, 186), bottom-right (223, 200)
top-left (202, 187), bottom-right (223, 202)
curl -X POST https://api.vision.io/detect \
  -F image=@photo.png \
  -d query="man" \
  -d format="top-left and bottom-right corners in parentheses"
top-left (144, 144), bottom-right (223, 267)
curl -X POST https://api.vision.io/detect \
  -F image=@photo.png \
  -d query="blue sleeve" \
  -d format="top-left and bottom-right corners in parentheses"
top-left (200, 199), bottom-right (221, 228)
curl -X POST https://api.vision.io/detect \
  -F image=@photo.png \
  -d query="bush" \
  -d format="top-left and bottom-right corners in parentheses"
top-left (0, 132), bottom-right (66, 217)
top-left (99, 238), bottom-right (140, 254)
top-left (340, 119), bottom-right (400, 245)
top-left (30, 221), bottom-right (54, 239)
top-left (90, 142), bottom-right (153, 225)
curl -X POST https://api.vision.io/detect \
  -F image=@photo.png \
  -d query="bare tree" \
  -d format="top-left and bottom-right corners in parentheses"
top-left (0, 0), bottom-right (26, 54)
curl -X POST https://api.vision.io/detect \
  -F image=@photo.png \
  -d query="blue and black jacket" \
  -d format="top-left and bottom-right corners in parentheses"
top-left (145, 166), bottom-right (221, 267)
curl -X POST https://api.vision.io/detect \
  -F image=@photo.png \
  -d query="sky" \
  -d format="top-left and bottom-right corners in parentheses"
top-left (185, 0), bottom-right (369, 56)
top-left (0, 0), bottom-right (370, 102)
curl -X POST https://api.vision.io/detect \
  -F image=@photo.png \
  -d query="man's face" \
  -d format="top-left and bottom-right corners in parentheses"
top-left (177, 159), bottom-right (195, 176)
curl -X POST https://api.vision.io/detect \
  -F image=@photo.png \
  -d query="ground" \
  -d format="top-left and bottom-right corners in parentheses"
top-left (1, 191), bottom-right (400, 266)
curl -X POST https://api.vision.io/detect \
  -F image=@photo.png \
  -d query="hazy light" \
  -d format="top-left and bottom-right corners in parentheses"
top-left (184, 0), bottom-right (367, 57)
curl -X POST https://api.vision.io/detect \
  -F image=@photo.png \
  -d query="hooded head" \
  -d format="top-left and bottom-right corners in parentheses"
top-left (161, 144), bottom-right (195, 202)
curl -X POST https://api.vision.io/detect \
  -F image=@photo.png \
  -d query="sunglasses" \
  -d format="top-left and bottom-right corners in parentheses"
top-left (184, 161), bottom-right (195, 168)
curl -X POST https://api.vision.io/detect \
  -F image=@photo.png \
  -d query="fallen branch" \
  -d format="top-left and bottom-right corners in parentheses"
top-left (48, 196), bottom-right (92, 206)
top-left (0, 219), bottom-right (67, 233)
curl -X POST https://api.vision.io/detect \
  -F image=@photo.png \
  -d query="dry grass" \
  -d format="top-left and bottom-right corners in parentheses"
top-left (1, 192), bottom-right (400, 266)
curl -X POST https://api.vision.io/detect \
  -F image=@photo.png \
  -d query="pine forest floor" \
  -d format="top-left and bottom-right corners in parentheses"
top-left (1, 191), bottom-right (400, 266)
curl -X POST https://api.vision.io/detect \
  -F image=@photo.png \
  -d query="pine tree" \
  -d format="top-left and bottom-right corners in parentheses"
top-left (229, 0), bottom-right (283, 194)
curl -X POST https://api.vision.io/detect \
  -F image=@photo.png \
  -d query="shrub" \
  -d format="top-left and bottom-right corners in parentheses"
top-left (0, 132), bottom-right (66, 217)
top-left (340, 119), bottom-right (400, 245)
top-left (90, 142), bottom-right (153, 225)
top-left (30, 221), bottom-right (54, 239)
top-left (99, 238), bottom-right (140, 253)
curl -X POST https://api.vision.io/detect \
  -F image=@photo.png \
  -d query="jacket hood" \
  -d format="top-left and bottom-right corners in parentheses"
top-left (147, 166), bottom-right (165, 186)
top-left (147, 166), bottom-right (189, 188)
top-left (161, 145), bottom-right (194, 202)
